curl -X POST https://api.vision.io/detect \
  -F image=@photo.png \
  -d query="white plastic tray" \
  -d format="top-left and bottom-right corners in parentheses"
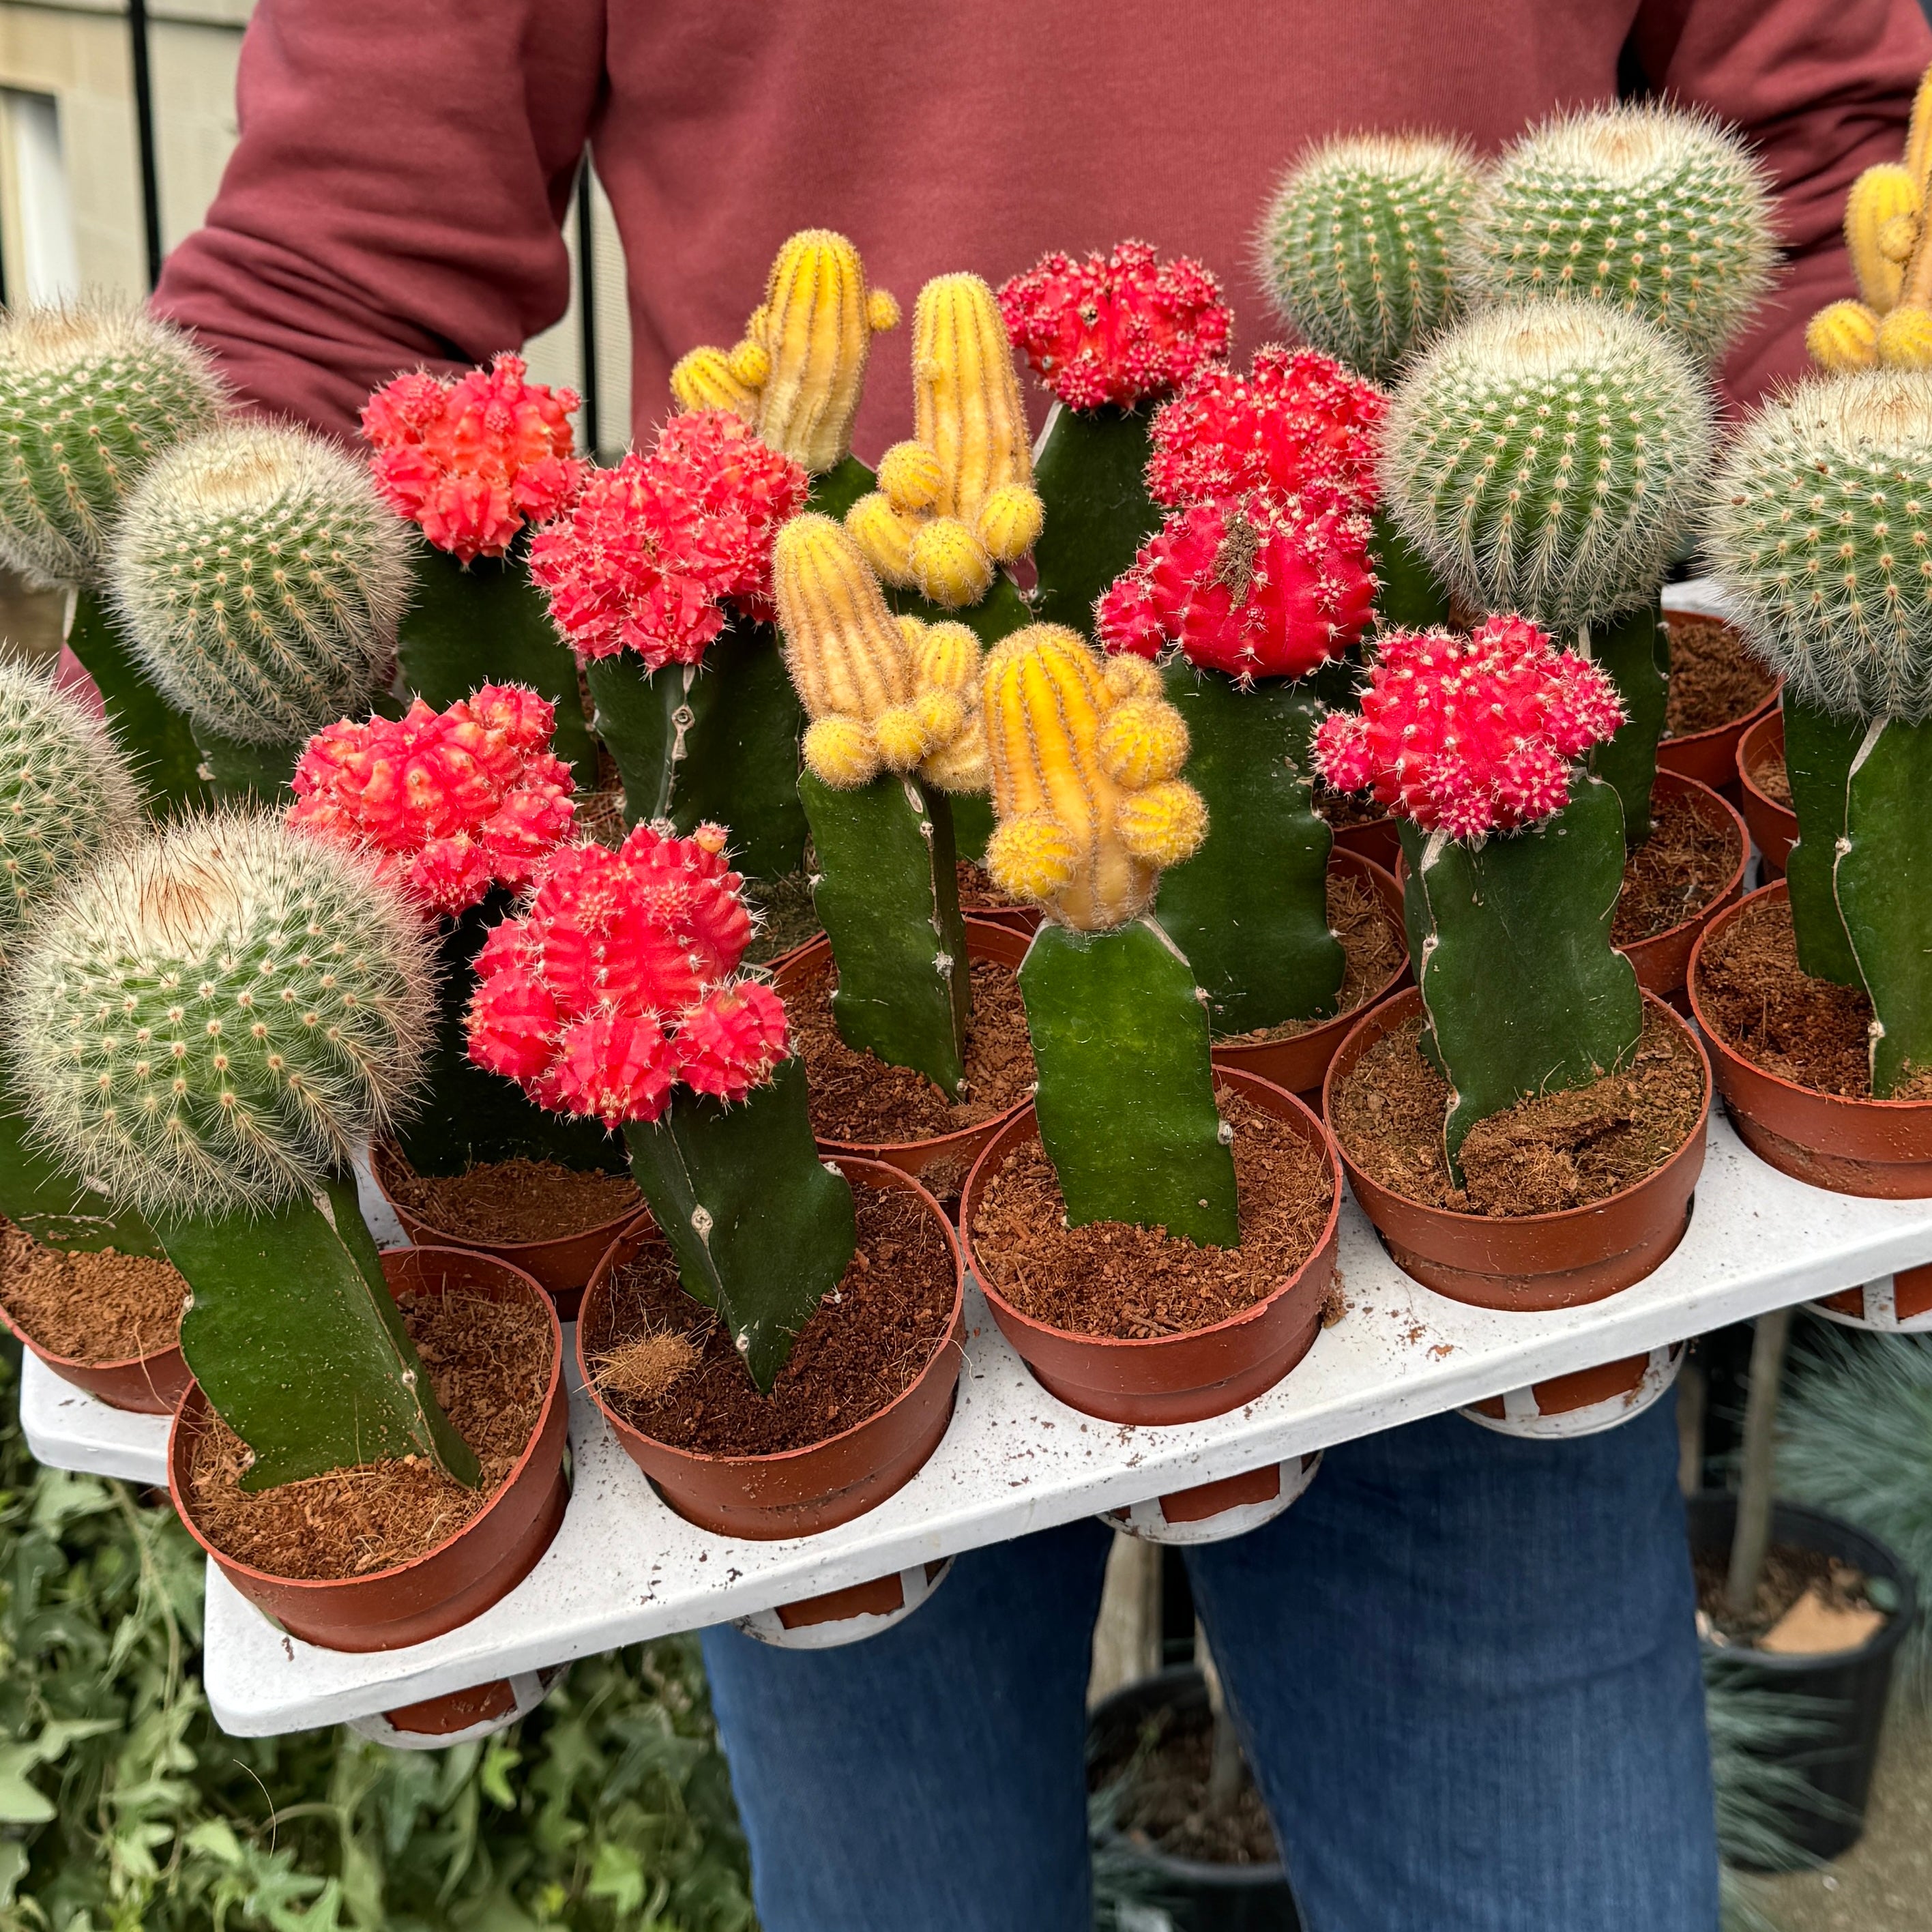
top-left (193, 1112), bottom-right (1932, 1736)
top-left (19, 1351), bottom-right (170, 1484)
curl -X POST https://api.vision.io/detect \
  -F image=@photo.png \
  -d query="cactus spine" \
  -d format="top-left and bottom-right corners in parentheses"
top-left (5, 813), bottom-right (475, 1485)
top-left (1259, 133), bottom-right (1482, 382)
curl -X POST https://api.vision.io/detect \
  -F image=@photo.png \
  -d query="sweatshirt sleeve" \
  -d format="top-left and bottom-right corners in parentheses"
top-left (1633, 0), bottom-right (1932, 407)
top-left (151, 0), bottom-right (607, 439)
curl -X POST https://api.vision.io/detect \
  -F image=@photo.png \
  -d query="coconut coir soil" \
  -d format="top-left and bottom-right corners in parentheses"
top-left (1223, 872), bottom-right (1405, 1045)
top-left (791, 958), bottom-right (1036, 1143)
top-left (185, 1285), bottom-right (554, 1580)
top-left (1313, 782), bottom-right (1390, 831)
top-left (1089, 1703), bottom-right (1280, 1867)
top-left (956, 860), bottom-right (1025, 917)
top-left (585, 1184), bottom-right (956, 1457)
top-left (1330, 1006), bottom-right (1706, 1216)
top-left (1694, 1541), bottom-right (1881, 1645)
top-left (1611, 789), bottom-right (1740, 946)
top-left (1748, 740), bottom-right (1793, 806)
top-left (0, 1219), bottom-right (185, 1363)
top-left (1664, 613), bottom-right (1776, 737)
top-left (386, 1157), bottom-right (640, 1244)
top-left (970, 1092), bottom-right (1333, 1341)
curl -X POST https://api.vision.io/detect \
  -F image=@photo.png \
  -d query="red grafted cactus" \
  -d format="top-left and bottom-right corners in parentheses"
top-left (997, 241), bottom-right (1231, 410)
top-left (465, 823), bottom-right (787, 1126)
top-left (287, 682), bottom-right (576, 918)
top-left (1311, 615), bottom-right (1624, 838)
top-left (1147, 347), bottom-right (1386, 513)
top-left (362, 355), bottom-right (583, 562)
top-left (1096, 486), bottom-right (1376, 682)
top-left (529, 409), bottom-right (809, 669)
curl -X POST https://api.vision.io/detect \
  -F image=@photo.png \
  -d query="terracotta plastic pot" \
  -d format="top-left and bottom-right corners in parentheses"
top-left (1323, 988), bottom-right (1710, 1309)
top-left (1810, 1261), bottom-right (1932, 1332)
top-left (961, 1068), bottom-right (1342, 1426)
top-left (731, 1557), bottom-right (956, 1649)
top-left (370, 1140), bottom-right (643, 1323)
top-left (351, 1666), bottom-right (566, 1751)
top-left (1104, 1450), bottom-right (1323, 1545)
top-left (770, 918), bottom-right (1034, 1192)
top-left (954, 886), bottom-right (1040, 936)
top-left (1688, 881), bottom-right (1932, 1197)
top-left (1328, 810), bottom-right (1400, 874)
top-left (1461, 1343), bottom-right (1684, 1438)
top-left (0, 1296), bottom-right (189, 1416)
top-left (1618, 771), bottom-right (1748, 1008)
top-left (169, 1246), bottom-right (569, 1652)
top-left (1736, 710), bottom-right (1796, 880)
top-left (1210, 849), bottom-right (1409, 1100)
top-left (577, 1158), bottom-right (966, 1539)
top-left (1656, 682), bottom-right (1779, 800)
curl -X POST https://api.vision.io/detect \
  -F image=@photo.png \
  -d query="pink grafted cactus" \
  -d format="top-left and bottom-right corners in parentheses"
top-left (466, 823), bottom-right (787, 1126)
top-left (287, 683), bottom-right (575, 918)
top-left (997, 240), bottom-right (1231, 410)
top-left (1312, 615), bottom-right (1625, 839)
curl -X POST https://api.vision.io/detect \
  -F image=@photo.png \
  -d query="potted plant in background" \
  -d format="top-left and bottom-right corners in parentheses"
top-left (960, 624), bottom-right (1342, 1541)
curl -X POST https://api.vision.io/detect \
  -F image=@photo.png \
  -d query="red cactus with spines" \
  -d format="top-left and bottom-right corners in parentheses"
top-left (1311, 615), bottom-right (1625, 840)
top-left (997, 241), bottom-right (1231, 410)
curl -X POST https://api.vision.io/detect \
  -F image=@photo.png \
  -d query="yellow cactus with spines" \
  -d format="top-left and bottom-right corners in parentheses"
top-left (670, 230), bottom-right (897, 472)
top-left (1809, 301), bottom-right (1882, 373)
top-left (1847, 166), bottom-right (1919, 312)
top-left (846, 273), bottom-right (1044, 609)
top-left (980, 625), bottom-right (1206, 931)
top-left (1879, 304), bottom-right (1932, 368)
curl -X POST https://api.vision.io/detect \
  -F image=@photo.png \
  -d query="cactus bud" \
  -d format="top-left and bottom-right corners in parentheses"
top-left (845, 491), bottom-right (918, 583)
top-left (1808, 300), bottom-right (1883, 373)
top-left (907, 516), bottom-right (994, 606)
top-left (670, 344), bottom-right (761, 420)
top-left (877, 440), bottom-right (944, 511)
top-left (1878, 304), bottom-right (1932, 369)
top-left (977, 482), bottom-right (1045, 563)
top-left (1847, 164), bottom-right (1920, 312)
top-left (1259, 133), bottom-right (1482, 381)
top-left (0, 304), bottom-right (224, 589)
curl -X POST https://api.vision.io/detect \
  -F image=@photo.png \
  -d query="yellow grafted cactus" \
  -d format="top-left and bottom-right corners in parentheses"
top-left (1809, 301), bottom-right (1882, 373)
top-left (671, 231), bottom-right (898, 472)
top-left (1879, 304), bottom-right (1932, 369)
top-left (980, 626), bottom-right (1205, 931)
top-left (846, 274), bottom-right (1044, 608)
top-left (1847, 165), bottom-right (1920, 313)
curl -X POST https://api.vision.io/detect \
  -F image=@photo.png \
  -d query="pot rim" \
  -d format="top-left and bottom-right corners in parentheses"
top-left (168, 1245), bottom-right (565, 1598)
top-left (1620, 770), bottom-right (1748, 957)
top-left (960, 1067), bottom-right (1343, 1356)
top-left (1658, 676), bottom-right (1781, 755)
top-left (1734, 709), bottom-right (1791, 821)
top-left (369, 1139), bottom-right (642, 1260)
top-left (1688, 881), bottom-right (1932, 1118)
top-left (1321, 985), bottom-right (1712, 1231)
top-left (574, 1157), bottom-right (967, 1477)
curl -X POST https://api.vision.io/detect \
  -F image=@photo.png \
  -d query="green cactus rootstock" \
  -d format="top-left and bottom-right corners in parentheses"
top-left (0, 1094), bottom-right (162, 1256)
top-left (398, 545), bottom-right (598, 789)
top-left (585, 617), bottom-right (809, 883)
top-left (624, 1057), bottom-right (857, 1392)
top-left (1779, 697), bottom-right (1864, 986)
top-left (807, 454), bottom-right (878, 523)
top-left (1152, 665), bottom-right (1342, 1035)
top-left (1585, 600), bottom-right (1669, 845)
top-left (1402, 775), bottom-right (1642, 1170)
top-left (1029, 405), bottom-right (1162, 632)
top-left (800, 767), bottom-right (971, 1095)
top-left (64, 587), bottom-right (207, 815)
top-left (164, 1174), bottom-right (480, 1491)
top-left (1018, 917), bottom-right (1238, 1246)
top-left (1369, 508), bottom-right (1452, 633)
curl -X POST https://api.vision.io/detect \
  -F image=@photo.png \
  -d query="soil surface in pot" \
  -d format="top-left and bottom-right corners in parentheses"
top-left (791, 958), bottom-right (1035, 1143)
top-left (385, 1158), bottom-right (640, 1244)
top-left (1221, 871), bottom-right (1404, 1046)
top-left (1090, 1699), bottom-right (1280, 1866)
top-left (0, 1219), bottom-right (184, 1363)
top-left (956, 860), bottom-right (1027, 919)
top-left (1696, 896), bottom-right (1932, 1099)
top-left (1330, 1006), bottom-right (1705, 1215)
top-left (1746, 738), bottom-right (1791, 806)
top-left (1313, 781), bottom-right (1390, 832)
top-left (1694, 1542), bottom-right (1891, 1654)
top-left (184, 1285), bottom-right (555, 1581)
top-left (742, 871), bottom-right (821, 965)
top-left (971, 1092), bottom-right (1332, 1340)
top-left (1664, 613), bottom-right (1775, 737)
top-left (1611, 789), bottom-right (1741, 946)
top-left (585, 1185), bottom-right (954, 1456)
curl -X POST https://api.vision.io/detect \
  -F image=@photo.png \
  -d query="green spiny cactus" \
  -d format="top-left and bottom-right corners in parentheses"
top-left (1259, 132), bottom-right (1483, 382)
top-left (110, 422), bottom-right (408, 796)
top-left (5, 811), bottom-right (475, 1487)
top-left (1467, 102), bottom-right (1776, 365)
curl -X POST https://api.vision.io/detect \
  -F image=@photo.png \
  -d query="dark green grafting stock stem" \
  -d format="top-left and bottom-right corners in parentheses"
top-left (950, 792), bottom-right (994, 864)
top-left (0, 1087), bottom-right (164, 1256)
top-left (585, 617), bottom-right (808, 882)
top-left (1029, 403), bottom-right (1162, 632)
top-left (1781, 694), bottom-right (1864, 987)
top-left (398, 544), bottom-right (598, 789)
top-left (190, 722), bottom-right (296, 804)
top-left (1019, 917), bottom-right (1239, 1246)
top-left (1152, 664), bottom-right (1342, 1035)
top-left (1583, 598), bottom-right (1667, 847)
top-left (1403, 774), bottom-right (1642, 1173)
top-left (1369, 508), bottom-right (1453, 634)
top-left (65, 585), bottom-right (207, 816)
top-left (166, 1174), bottom-right (480, 1491)
top-left (1835, 714), bottom-right (1932, 1096)
top-left (624, 1057), bottom-right (856, 1392)
top-left (799, 768), bottom-right (970, 1094)
top-left (808, 454), bottom-right (877, 523)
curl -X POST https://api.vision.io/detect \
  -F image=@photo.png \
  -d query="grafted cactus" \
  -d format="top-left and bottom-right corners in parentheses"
top-left (1706, 371), bottom-right (1932, 1094)
top-left (5, 813), bottom-right (475, 1487)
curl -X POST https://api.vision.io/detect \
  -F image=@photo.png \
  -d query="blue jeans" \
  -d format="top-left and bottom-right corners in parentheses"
top-left (701, 1398), bottom-right (1718, 1931)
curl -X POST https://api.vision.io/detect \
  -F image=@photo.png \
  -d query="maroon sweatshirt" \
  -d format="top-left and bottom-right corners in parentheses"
top-left (156, 0), bottom-right (1932, 452)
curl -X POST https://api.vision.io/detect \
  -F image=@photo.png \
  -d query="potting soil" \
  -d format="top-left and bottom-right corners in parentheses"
top-left (1663, 615), bottom-right (1775, 739)
top-left (1695, 1542), bottom-right (1890, 1653)
top-left (1611, 788), bottom-right (1740, 946)
top-left (1747, 741), bottom-right (1792, 806)
top-left (0, 1219), bottom-right (185, 1364)
top-left (1090, 1702), bottom-right (1283, 1867)
top-left (384, 1157), bottom-right (641, 1244)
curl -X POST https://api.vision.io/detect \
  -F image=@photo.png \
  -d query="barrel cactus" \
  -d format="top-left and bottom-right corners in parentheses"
top-left (1259, 132), bottom-right (1483, 382)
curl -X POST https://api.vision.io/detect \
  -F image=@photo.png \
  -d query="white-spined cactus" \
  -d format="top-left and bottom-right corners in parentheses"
top-left (1466, 102), bottom-right (1775, 366)
top-left (1259, 132), bottom-right (1483, 381)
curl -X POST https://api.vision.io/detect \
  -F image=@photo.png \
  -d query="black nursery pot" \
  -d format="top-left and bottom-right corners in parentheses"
top-left (1087, 1667), bottom-right (1302, 1932)
top-left (1688, 1493), bottom-right (1918, 1867)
